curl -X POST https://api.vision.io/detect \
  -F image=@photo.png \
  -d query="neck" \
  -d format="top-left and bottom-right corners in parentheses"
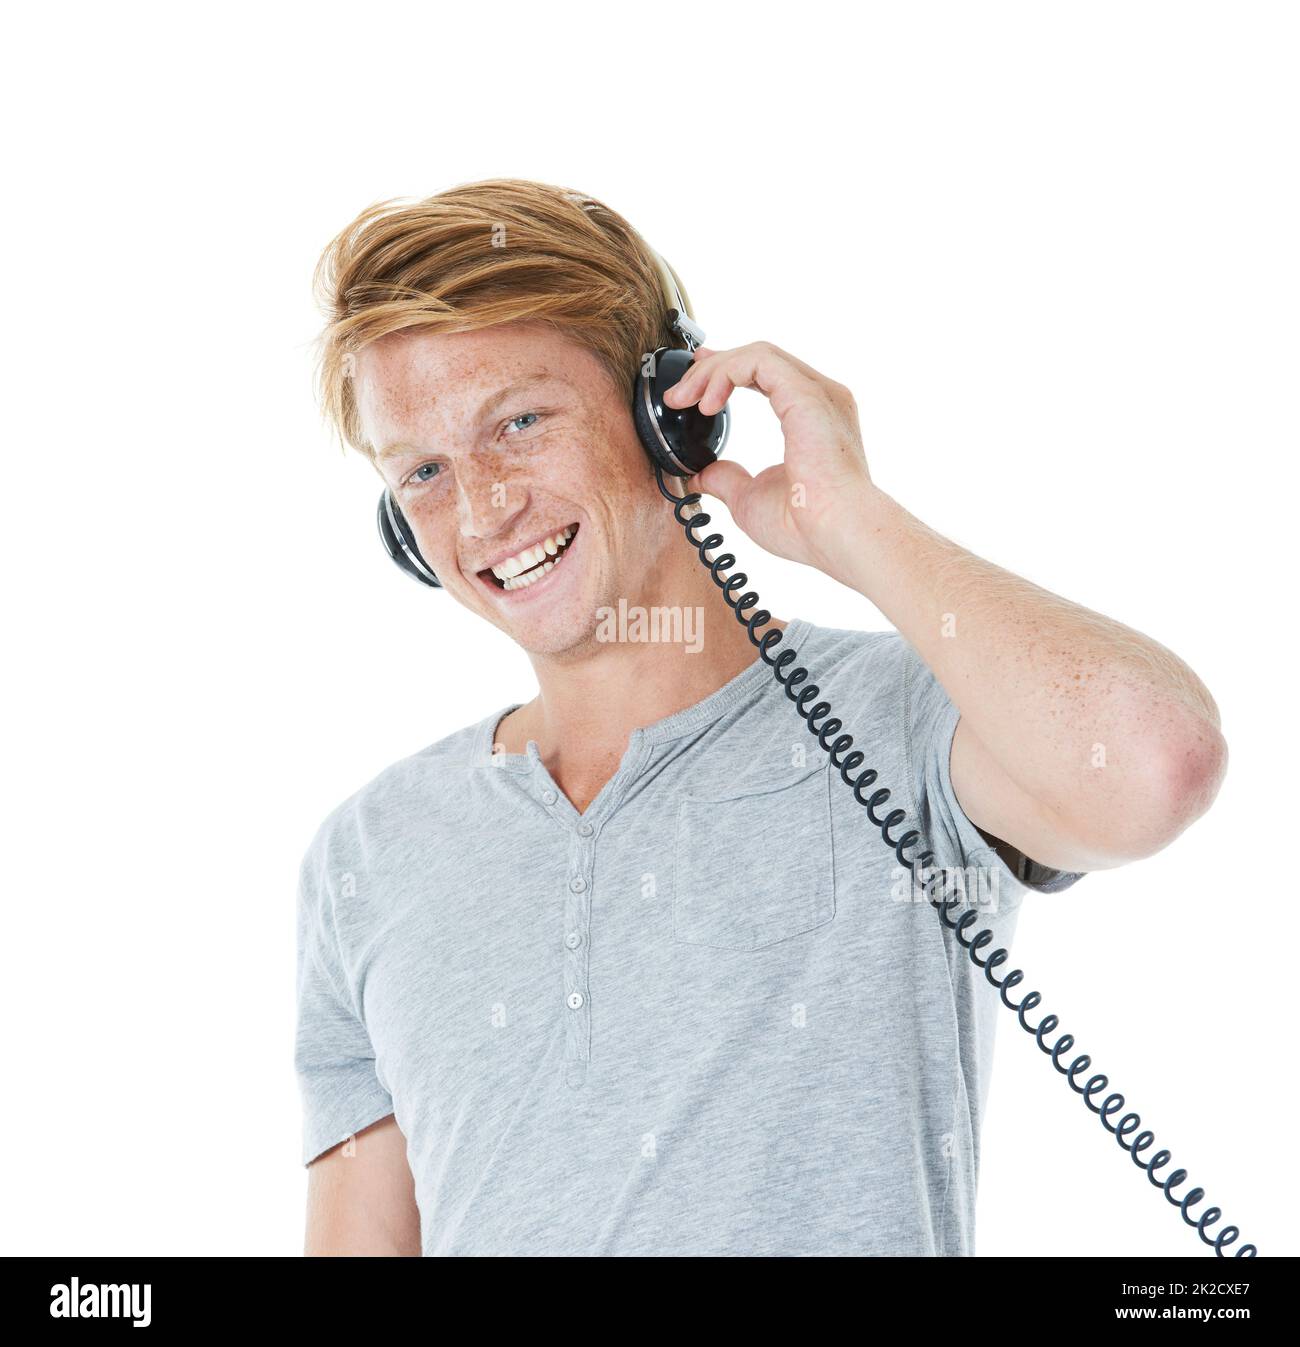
top-left (494, 554), bottom-right (786, 805)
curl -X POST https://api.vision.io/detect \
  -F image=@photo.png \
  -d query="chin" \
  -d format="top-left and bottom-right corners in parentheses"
top-left (515, 625), bottom-right (603, 660)
top-left (468, 537), bottom-right (611, 660)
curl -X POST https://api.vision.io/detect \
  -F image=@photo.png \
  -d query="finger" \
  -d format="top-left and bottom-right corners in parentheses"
top-left (752, 340), bottom-right (836, 387)
top-left (674, 343), bottom-right (823, 422)
top-left (720, 344), bottom-right (812, 403)
top-left (664, 343), bottom-right (837, 442)
top-left (662, 349), bottom-right (725, 406)
top-left (696, 368), bottom-right (738, 416)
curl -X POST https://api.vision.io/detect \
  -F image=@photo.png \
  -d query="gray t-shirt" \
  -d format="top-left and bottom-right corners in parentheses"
top-left (294, 618), bottom-right (1083, 1255)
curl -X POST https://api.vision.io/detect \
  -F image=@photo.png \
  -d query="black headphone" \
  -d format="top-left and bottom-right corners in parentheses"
top-left (375, 247), bottom-right (730, 589)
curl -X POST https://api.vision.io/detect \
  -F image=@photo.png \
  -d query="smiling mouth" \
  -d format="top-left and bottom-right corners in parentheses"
top-left (479, 524), bottom-right (579, 592)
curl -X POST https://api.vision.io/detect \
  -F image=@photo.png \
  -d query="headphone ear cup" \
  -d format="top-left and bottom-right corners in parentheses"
top-left (633, 347), bottom-right (730, 478)
top-left (632, 363), bottom-right (669, 472)
top-left (377, 491), bottom-right (442, 588)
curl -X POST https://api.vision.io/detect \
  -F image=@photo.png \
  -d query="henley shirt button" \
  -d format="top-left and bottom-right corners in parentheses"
top-left (542, 789), bottom-right (558, 805)
top-left (569, 876), bottom-right (586, 893)
top-left (566, 991), bottom-right (584, 1009)
top-left (577, 822), bottom-right (594, 837)
top-left (565, 932), bottom-right (582, 949)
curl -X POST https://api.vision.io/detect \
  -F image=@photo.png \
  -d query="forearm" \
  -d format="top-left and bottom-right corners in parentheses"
top-left (821, 484), bottom-right (1227, 861)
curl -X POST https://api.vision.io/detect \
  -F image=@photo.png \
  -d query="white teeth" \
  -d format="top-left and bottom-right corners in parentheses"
top-left (491, 528), bottom-right (576, 585)
top-left (502, 559), bottom-right (556, 591)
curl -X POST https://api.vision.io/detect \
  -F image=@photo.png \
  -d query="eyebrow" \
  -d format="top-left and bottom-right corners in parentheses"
top-left (374, 372), bottom-right (569, 460)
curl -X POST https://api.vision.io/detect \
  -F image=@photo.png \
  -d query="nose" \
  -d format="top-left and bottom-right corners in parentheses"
top-left (454, 456), bottom-right (529, 542)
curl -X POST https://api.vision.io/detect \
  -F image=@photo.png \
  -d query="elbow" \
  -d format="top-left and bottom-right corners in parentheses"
top-left (1154, 716), bottom-right (1228, 838)
top-left (1105, 715), bottom-right (1229, 862)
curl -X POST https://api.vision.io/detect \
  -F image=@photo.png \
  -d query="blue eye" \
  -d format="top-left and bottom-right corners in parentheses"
top-left (409, 462), bottom-right (441, 484)
top-left (505, 412), bottom-right (541, 434)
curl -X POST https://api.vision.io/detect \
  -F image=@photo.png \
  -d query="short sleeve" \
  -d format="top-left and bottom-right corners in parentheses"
top-left (903, 641), bottom-right (1086, 902)
top-left (294, 840), bottom-right (394, 1166)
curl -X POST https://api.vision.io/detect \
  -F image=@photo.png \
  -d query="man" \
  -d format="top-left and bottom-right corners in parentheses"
top-left (296, 178), bottom-right (1226, 1256)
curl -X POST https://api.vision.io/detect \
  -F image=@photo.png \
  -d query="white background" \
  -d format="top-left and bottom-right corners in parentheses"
top-left (3, 1), bottom-right (1295, 1258)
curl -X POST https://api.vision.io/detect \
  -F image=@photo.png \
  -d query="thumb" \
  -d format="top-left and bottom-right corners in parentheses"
top-left (688, 458), bottom-right (753, 509)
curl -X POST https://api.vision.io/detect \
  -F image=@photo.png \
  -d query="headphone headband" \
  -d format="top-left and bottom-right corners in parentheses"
top-left (650, 251), bottom-right (706, 352)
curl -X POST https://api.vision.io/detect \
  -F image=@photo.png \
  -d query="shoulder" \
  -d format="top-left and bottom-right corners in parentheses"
top-left (791, 620), bottom-right (904, 665)
top-left (788, 621), bottom-right (920, 703)
top-left (774, 624), bottom-right (952, 789)
top-left (297, 710), bottom-right (501, 880)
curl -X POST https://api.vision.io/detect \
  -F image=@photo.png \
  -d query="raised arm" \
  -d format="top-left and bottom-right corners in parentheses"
top-left (666, 341), bottom-right (1227, 875)
top-left (831, 489), bottom-right (1226, 873)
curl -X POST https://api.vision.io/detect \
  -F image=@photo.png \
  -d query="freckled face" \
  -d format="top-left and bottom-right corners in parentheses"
top-left (353, 321), bottom-right (672, 657)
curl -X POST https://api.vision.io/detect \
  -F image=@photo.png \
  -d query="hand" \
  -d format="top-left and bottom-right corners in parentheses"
top-left (661, 341), bottom-right (876, 576)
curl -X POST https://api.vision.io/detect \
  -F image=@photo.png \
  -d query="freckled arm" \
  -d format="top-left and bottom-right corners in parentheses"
top-left (826, 487), bottom-right (1227, 874)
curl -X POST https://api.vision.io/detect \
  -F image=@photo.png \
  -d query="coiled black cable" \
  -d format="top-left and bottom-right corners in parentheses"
top-left (656, 465), bottom-right (1256, 1258)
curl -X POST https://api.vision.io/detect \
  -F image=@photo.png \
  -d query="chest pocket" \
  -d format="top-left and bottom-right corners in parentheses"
top-left (672, 762), bottom-right (835, 951)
